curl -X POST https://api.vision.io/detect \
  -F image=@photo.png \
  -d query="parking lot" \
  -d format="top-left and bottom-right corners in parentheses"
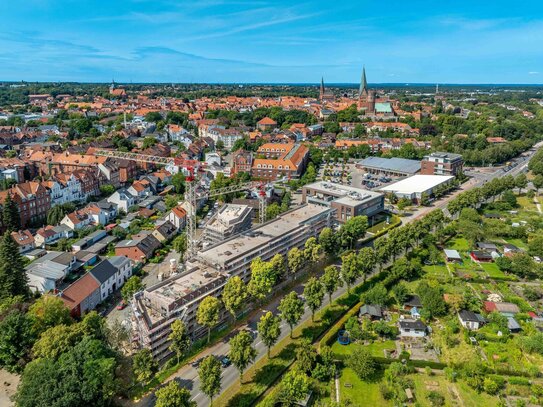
top-left (318, 161), bottom-right (398, 191)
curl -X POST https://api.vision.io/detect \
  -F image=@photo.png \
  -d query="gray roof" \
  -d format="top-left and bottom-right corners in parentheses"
top-left (459, 310), bottom-right (485, 323)
top-left (358, 156), bottom-right (421, 174)
top-left (507, 317), bottom-right (521, 331)
top-left (359, 304), bottom-right (383, 318)
top-left (444, 249), bottom-right (462, 259)
top-left (399, 319), bottom-right (427, 330)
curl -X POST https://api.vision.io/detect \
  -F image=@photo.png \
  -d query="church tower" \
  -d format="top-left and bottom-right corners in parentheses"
top-left (319, 77), bottom-right (325, 101)
top-left (358, 67), bottom-right (375, 114)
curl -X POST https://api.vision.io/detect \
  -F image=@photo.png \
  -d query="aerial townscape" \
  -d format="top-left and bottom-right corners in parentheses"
top-left (1, 2), bottom-right (543, 407)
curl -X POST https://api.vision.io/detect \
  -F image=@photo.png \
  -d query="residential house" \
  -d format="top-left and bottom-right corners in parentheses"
top-left (152, 221), bottom-right (177, 243)
top-left (115, 233), bottom-right (161, 262)
top-left (0, 182), bottom-right (51, 227)
top-left (82, 201), bottom-right (117, 225)
top-left (399, 319), bottom-right (428, 337)
top-left (167, 205), bottom-right (187, 231)
top-left (34, 224), bottom-right (73, 248)
top-left (61, 210), bottom-right (92, 231)
top-left (107, 188), bottom-right (136, 213)
top-left (256, 117), bottom-right (277, 131)
top-left (458, 310), bottom-right (486, 330)
top-left (11, 230), bottom-right (35, 253)
top-left (89, 256), bottom-right (133, 302)
top-left (60, 274), bottom-right (101, 317)
top-left (26, 251), bottom-right (77, 293)
top-left (128, 179), bottom-right (152, 200)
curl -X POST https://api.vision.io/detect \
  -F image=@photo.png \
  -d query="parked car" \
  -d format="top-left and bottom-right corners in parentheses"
top-left (221, 356), bottom-right (231, 368)
top-left (116, 300), bottom-right (127, 310)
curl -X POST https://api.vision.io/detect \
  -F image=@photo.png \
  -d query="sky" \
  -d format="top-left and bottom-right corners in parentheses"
top-left (0, 1), bottom-right (542, 84)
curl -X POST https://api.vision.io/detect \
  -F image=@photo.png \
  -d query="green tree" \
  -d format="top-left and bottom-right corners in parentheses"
top-left (266, 202), bottom-right (281, 221)
top-left (121, 276), bottom-right (145, 302)
top-left (357, 247), bottom-right (376, 282)
top-left (173, 234), bottom-right (187, 258)
top-left (340, 252), bottom-right (360, 293)
top-left (2, 194), bottom-right (20, 231)
top-left (321, 265), bottom-right (342, 304)
top-left (198, 356), bottom-right (222, 406)
top-left (222, 276), bottom-right (248, 322)
top-left (257, 311), bottom-right (281, 358)
top-left (397, 197), bottom-right (411, 212)
top-left (528, 235), bottom-right (543, 258)
top-left (15, 337), bottom-right (117, 407)
top-left (0, 308), bottom-right (34, 373)
top-left (169, 320), bottom-right (191, 365)
top-left (347, 346), bottom-right (376, 380)
top-left (228, 330), bottom-right (256, 383)
top-left (270, 253), bottom-right (286, 280)
top-left (295, 338), bottom-right (317, 374)
top-left (515, 173), bottom-right (528, 195)
top-left (27, 295), bottom-right (72, 336)
top-left (197, 296), bottom-right (220, 344)
top-left (361, 283), bottom-right (388, 306)
top-left (32, 323), bottom-right (82, 360)
top-left (278, 292), bottom-right (304, 338)
top-left (319, 227), bottom-right (338, 256)
top-left (532, 174), bottom-right (543, 195)
top-left (155, 381), bottom-right (196, 407)
top-left (278, 370), bottom-right (311, 406)
top-left (247, 257), bottom-right (276, 302)
top-left (133, 348), bottom-right (158, 385)
top-left (287, 247), bottom-right (305, 279)
top-left (303, 277), bottom-right (324, 321)
top-left (339, 216), bottom-right (368, 250)
top-left (171, 172), bottom-right (186, 194)
top-left (0, 231), bottom-right (29, 299)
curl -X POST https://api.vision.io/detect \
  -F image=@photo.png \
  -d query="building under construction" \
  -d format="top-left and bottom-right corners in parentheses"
top-left (131, 203), bottom-right (333, 362)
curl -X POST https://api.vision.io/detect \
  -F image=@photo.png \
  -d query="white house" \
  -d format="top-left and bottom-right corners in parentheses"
top-left (34, 225), bottom-right (74, 248)
top-left (107, 189), bottom-right (136, 213)
top-left (167, 205), bottom-right (187, 231)
top-left (398, 319), bottom-right (428, 337)
top-left (89, 256), bottom-right (133, 301)
top-left (458, 310), bottom-right (486, 330)
top-left (25, 251), bottom-right (77, 293)
top-left (83, 201), bottom-right (118, 225)
top-left (60, 210), bottom-right (92, 231)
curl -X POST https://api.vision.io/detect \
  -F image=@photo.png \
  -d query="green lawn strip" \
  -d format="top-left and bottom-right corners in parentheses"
top-left (338, 367), bottom-right (391, 406)
top-left (447, 237), bottom-right (470, 252)
top-left (505, 238), bottom-right (529, 250)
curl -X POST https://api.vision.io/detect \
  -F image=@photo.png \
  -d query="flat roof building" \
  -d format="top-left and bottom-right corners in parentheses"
top-left (380, 175), bottom-right (454, 201)
top-left (132, 204), bottom-right (333, 361)
top-left (302, 181), bottom-right (384, 223)
top-left (204, 204), bottom-right (252, 244)
top-left (357, 156), bottom-right (420, 177)
top-left (421, 152), bottom-right (463, 176)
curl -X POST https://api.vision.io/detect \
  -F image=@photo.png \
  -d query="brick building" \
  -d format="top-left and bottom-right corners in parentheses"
top-left (251, 143), bottom-right (309, 181)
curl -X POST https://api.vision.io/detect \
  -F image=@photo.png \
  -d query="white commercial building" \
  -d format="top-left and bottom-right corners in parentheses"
top-left (380, 174), bottom-right (454, 201)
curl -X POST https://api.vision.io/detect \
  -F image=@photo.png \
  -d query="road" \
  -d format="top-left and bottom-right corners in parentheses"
top-left (135, 142), bottom-right (542, 407)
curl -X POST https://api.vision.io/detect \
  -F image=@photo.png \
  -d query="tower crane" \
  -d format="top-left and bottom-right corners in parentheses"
top-left (94, 149), bottom-right (276, 258)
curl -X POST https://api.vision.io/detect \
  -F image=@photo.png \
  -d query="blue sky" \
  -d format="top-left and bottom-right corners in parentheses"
top-left (1, 0), bottom-right (542, 84)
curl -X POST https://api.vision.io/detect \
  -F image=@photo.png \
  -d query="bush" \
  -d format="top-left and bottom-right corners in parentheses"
top-left (427, 391), bottom-right (445, 407)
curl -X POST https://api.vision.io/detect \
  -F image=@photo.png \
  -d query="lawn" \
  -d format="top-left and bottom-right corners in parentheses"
top-left (338, 368), bottom-right (391, 406)
top-left (409, 373), bottom-right (456, 407)
top-left (517, 196), bottom-right (538, 212)
top-left (455, 380), bottom-right (500, 406)
top-left (447, 237), bottom-right (470, 252)
top-left (505, 238), bottom-right (529, 250)
top-left (423, 264), bottom-right (450, 279)
top-left (479, 262), bottom-right (508, 279)
top-left (331, 340), bottom-right (396, 358)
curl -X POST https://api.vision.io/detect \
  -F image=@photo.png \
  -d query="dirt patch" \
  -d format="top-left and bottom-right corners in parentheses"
top-left (0, 369), bottom-right (19, 406)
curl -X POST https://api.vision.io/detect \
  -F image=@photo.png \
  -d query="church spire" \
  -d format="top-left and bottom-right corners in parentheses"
top-left (359, 66), bottom-right (368, 97)
top-left (319, 77), bottom-right (325, 100)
